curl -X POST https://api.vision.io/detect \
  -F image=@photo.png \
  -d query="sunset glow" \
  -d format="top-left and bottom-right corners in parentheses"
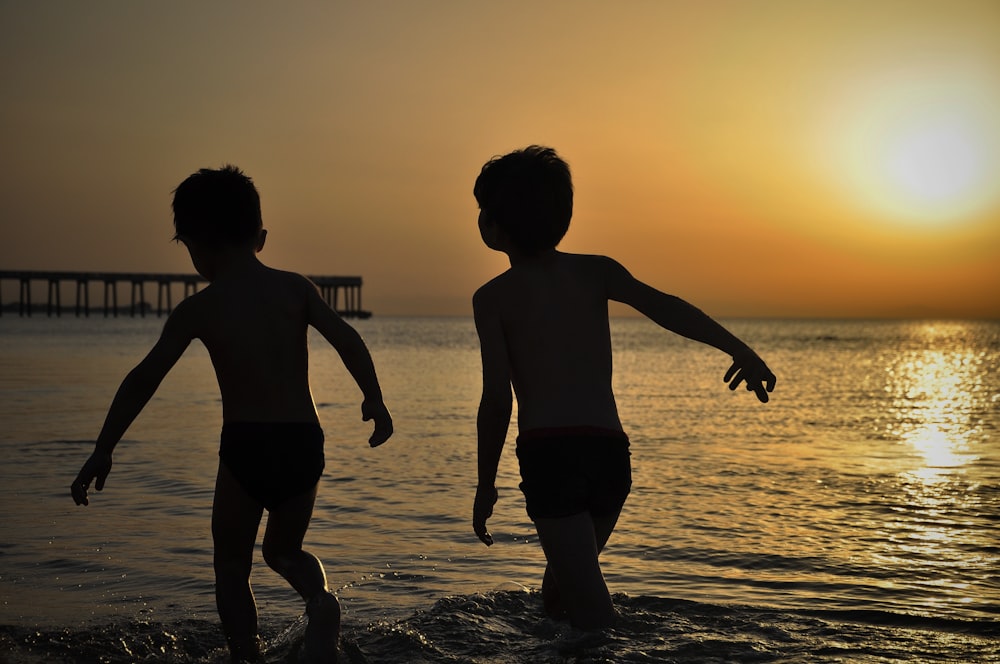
top-left (1, 1), bottom-right (998, 317)
top-left (822, 62), bottom-right (999, 228)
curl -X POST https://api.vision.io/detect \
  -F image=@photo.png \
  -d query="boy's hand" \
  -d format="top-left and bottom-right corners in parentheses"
top-left (71, 451), bottom-right (113, 506)
top-left (724, 351), bottom-right (776, 403)
top-left (473, 485), bottom-right (498, 546)
top-left (362, 400), bottom-right (393, 447)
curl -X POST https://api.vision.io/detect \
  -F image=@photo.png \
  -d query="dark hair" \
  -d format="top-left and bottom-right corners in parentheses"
top-left (172, 165), bottom-right (262, 247)
top-left (473, 145), bottom-right (573, 254)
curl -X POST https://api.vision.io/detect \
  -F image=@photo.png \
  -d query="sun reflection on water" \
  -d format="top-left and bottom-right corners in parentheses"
top-left (867, 322), bottom-right (998, 615)
top-left (884, 323), bottom-right (987, 482)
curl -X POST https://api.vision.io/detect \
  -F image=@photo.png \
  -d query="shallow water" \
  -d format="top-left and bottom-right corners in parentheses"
top-left (1, 316), bottom-right (997, 662)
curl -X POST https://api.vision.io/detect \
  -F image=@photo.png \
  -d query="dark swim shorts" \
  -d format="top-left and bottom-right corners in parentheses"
top-left (219, 421), bottom-right (325, 510)
top-left (515, 427), bottom-right (632, 521)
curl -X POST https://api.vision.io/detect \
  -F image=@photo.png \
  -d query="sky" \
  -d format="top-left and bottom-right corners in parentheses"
top-left (2, 1), bottom-right (998, 318)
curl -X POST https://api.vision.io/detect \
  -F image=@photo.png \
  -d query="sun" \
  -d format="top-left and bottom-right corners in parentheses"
top-left (820, 65), bottom-right (1000, 229)
top-left (884, 117), bottom-right (985, 210)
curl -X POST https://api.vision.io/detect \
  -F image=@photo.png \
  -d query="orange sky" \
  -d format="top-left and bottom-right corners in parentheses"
top-left (1, 1), bottom-right (998, 318)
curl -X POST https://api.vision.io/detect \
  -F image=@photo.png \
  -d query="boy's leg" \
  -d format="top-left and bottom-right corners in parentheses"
top-left (534, 511), bottom-right (618, 630)
top-left (260, 484), bottom-right (327, 598)
top-left (262, 486), bottom-right (340, 663)
top-left (212, 463), bottom-right (265, 662)
top-left (541, 564), bottom-right (564, 620)
top-left (541, 509), bottom-right (621, 621)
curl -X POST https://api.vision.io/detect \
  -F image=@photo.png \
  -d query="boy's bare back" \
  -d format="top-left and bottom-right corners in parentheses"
top-left (170, 262), bottom-right (338, 424)
top-left (474, 251), bottom-right (621, 432)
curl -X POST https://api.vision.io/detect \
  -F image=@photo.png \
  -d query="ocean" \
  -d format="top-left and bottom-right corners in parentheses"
top-left (0, 316), bottom-right (997, 663)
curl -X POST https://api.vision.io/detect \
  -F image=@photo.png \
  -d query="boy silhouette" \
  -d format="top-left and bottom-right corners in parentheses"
top-left (71, 165), bottom-right (393, 663)
top-left (471, 146), bottom-right (775, 629)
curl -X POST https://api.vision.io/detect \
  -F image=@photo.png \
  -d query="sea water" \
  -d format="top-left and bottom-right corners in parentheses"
top-left (0, 316), bottom-right (997, 663)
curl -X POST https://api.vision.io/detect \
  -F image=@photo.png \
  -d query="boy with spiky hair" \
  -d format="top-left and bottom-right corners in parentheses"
top-left (72, 165), bottom-right (393, 663)
top-left (471, 145), bottom-right (775, 629)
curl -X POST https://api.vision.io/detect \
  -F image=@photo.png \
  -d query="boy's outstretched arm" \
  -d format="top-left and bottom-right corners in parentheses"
top-left (306, 281), bottom-right (392, 447)
top-left (604, 257), bottom-right (776, 402)
top-left (472, 287), bottom-right (512, 546)
top-left (71, 305), bottom-right (195, 505)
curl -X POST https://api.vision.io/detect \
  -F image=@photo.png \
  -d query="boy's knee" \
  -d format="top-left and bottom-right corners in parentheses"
top-left (261, 542), bottom-right (300, 574)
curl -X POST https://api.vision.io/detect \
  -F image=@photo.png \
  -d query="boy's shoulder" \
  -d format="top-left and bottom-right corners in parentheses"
top-left (261, 265), bottom-right (315, 288)
top-left (247, 266), bottom-right (319, 306)
top-left (473, 252), bottom-right (622, 312)
top-left (559, 252), bottom-right (619, 269)
top-left (477, 253), bottom-right (617, 287)
top-left (561, 252), bottom-right (629, 283)
top-left (472, 272), bottom-right (507, 316)
top-left (179, 266), bottom-right (316, 311)
top-left (221, 264), bottom-right (316, 291)
top-left (474, 268), bottom-right (513, 294)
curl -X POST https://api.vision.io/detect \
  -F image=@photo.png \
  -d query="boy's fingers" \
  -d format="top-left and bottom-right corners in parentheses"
top-left (728, 369), bottom-right (745, 390)
top-left (368, 420), bottom-right (393, 447)
top-left (71, 483), bottom-right (88, 506)
top-left (71, 474), bottom-right (93, 505)
top-left (473, 521), bottom-right (493, 546)
top-left (473, 489), bottom-right (496, 546)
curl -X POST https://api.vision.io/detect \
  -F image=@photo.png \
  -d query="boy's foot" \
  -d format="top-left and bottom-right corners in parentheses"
top-left (229, 633), bottom-right (265, 663)
top-left (303, 590), bottom-right (341, 664)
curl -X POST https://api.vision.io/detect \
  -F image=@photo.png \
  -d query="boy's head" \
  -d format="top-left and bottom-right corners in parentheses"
top-left (474, 145), bottom-right (573, 255)
top-left (172, 165), bottom-right (263, 248)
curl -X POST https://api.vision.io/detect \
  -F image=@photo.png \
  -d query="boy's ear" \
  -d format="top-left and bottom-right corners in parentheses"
top-left (256, 229), bottom-right (267, 253)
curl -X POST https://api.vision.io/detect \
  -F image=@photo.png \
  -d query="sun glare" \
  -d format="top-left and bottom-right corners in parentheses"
top-left (884, 117), bottom-right (985, 208)
top-left (821, 63), bottom-right (1000, 228)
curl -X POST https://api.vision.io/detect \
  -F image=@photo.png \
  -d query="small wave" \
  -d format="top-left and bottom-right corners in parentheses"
top-left (0, 618), bottom-right (227, 664)
top-left (3, 591), bottom-right (998, 663)
top-left (350, 592), bottom-right (1000, 663)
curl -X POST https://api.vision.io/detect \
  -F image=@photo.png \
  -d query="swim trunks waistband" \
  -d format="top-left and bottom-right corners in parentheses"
top-left (517, 426), bottom-right (629, 443)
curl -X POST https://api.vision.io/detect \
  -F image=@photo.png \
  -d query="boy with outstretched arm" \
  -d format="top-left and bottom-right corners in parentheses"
top-left (470, 146), bottom-right (775, 630)
top-left (71, 165), bottom-right (393, 663)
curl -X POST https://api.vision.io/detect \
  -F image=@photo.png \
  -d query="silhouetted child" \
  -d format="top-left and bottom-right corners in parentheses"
top-left (471, 146), bottom-right (775, 630)
top-left (71, 165), bottom-right (393, 663)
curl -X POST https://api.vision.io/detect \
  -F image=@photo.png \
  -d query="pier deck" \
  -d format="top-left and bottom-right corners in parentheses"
top-left (0, 270), bottom-right (369, 318)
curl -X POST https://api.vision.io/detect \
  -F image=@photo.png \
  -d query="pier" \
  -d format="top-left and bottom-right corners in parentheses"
top-left (0, 270), bottom-right (369, 318)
